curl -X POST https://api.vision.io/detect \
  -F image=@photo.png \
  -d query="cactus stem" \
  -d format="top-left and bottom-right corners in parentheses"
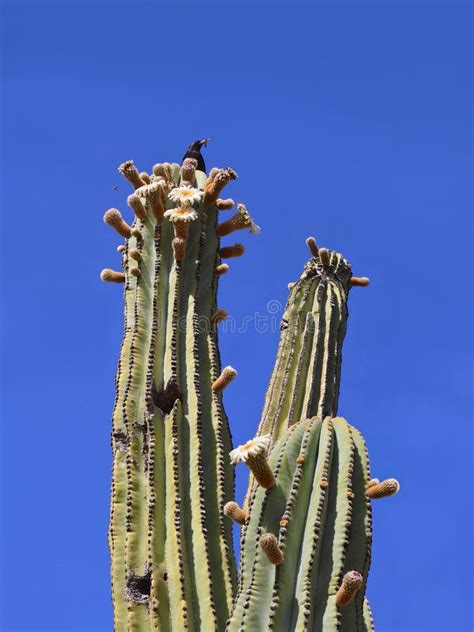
top-left (101, 268), bottom-right (125, 283)
top-left (127, 194), bottom-right (147, 220)
top-left (172, 237), bottom-right (186, 261)
top-left (223, 501), bottom-right (248, 525)
top-left (211, 309), bottom-right (228, 325)
top-left (219, 243), bottom-right (245, 259)
top-left (319, 248), bottom-right (330, 266)
top-left (259, 533), bottom-right (283, 565)
top-left (306, 236), bottom-right (319, 258)
top-left (335, 570), bottom-right (363, 607)
top-left (367, 478), bottom-right (400, 499)
top-left (216, 198), bottom-right (235, 210)
top-left (129, 248), bottom-right (142, 262)
top-left (212, 366), bottom-right (237, 392)
top-left (103, 208), bottom-right (132, 238)
top-left (118, 160), bottom-right (145, 190)
top-left (350, 276), bottom-right (370, 287)
top-left (215, 263), bottom-right (230, 276)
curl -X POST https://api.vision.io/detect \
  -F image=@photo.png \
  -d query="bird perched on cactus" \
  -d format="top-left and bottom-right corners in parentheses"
top-left (182, 138), bottom-right (209, 172)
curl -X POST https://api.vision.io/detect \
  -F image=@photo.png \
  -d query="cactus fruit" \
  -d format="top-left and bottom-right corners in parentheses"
top-left (101, 148), bottom-right (398, 631)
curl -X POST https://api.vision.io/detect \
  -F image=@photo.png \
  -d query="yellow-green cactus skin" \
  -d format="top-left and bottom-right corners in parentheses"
top-left (101, 152), bottom-right (398, 631)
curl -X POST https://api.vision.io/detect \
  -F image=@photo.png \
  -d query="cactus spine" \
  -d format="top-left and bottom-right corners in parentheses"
top-left (101, 148), bottom-right (398, 631)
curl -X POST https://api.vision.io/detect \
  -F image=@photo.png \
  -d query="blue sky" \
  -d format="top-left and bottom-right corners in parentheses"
top-left (1, 2), bottom-right (472, 631)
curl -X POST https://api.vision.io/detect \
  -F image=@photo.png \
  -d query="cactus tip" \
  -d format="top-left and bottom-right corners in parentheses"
top-left (210, 308), bottom-right (228, 325)
top-left (367, 478), bottom-right (400, 499)
top-left (100, 268), bottom-right (125, 284)
top-left (350, 276), bottom-right (370, 287)
top-left (212, 366), bottom-right (237, 392)
top-left (223, 501), bottom-right (247, 525)
top-left (306, 236), bottom-right (319, 258)
top-left (219, 243), bottom-right (245, 259)
top-left (319, 247), bottom-right (330, 266)
top-left (103, 208), bottom-right (132, 238)
top-left (215, 263), bottom-right (230, 276)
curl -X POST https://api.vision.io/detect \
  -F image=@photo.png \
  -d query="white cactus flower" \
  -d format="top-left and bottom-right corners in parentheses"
top-left (164, 207), bottom-right (199, 223)
top-left (229, 435), bottom-right (271, 464)
top-left (168, 185), bottom-right (203, 206)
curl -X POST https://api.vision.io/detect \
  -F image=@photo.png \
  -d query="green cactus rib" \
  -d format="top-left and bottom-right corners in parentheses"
top-left (257, 253), bottom-right (352, 446)
top-left (227, 417), bottom-right (373, 632)
top-left (107, 164), bottom-right (238, 631)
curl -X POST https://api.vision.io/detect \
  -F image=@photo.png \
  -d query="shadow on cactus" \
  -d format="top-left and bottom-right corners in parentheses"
top-left (100, 142), bottom-right (399, 631)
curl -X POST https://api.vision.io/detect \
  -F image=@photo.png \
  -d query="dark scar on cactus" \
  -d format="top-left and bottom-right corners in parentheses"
top-left (125, 566), bottom-right (152, 605)
top-left (112, 430), bottom-right (129, 452)
top-left (151, 379), bottom-right (182, 415)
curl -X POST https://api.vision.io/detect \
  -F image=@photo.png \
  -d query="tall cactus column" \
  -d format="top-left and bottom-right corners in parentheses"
top-left (226, 239), bottom-right (397, 632)
top-left (101, 158), bottom-right (258, 631)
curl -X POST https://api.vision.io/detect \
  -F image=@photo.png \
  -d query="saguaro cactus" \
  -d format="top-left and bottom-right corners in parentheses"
top-left (101, 148), bottom-right (398, 631)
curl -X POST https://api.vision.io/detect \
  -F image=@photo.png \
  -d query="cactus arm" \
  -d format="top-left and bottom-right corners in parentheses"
top-left (257, 280), bottom-right (317, 443)
top-left (257, 252), bottom-right (351, 445)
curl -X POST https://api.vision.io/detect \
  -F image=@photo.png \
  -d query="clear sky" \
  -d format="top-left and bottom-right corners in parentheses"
top-left (1, 2), bottom-right (472, 631)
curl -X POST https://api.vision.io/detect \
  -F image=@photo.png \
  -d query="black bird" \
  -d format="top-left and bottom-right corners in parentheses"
top-left (182, 139), bottom-right (209, 173)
